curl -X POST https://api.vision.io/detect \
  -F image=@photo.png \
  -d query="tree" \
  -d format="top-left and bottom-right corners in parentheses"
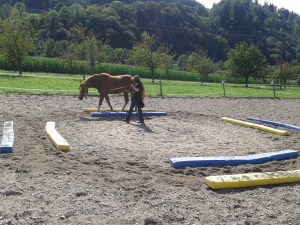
top-left (260, 65), bottom-right (273, 84)
top-left (58, 6), bottom-right (71, 30)
top-left (131, 32), bottom-right (171, 83)
top-left (82, 32), bottom-right (106, 75)
top-left (113, 48), bottom-right (125, 64)
top-left (84, 34), bottom-right (98, 74)
top-left (63, 43), bottom-right (78, 75)
top-left (187, 47), bottom-right (214, 84)
top-left (0, 8), bottom-right (34, 75)
top-left (63, 23), bottom-right (86, 75)
top-left (177, 54), bottom-right (189, 71)
top-left (224, 42), bottom-right (267, 87)
top-left (271, 62), bottom-right (297, 88)
top-left (53, 40), bottom-right (68, 58)
top-left (160, 54), bottom-right (175, 80)
top-left (0, 4), bottom-right (12, 19)
top-left (44, 39), bottom-right (55, 58)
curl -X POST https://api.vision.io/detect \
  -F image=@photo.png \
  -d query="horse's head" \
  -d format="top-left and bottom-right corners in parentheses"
top-left (78, 80), bottom-right (88, 100)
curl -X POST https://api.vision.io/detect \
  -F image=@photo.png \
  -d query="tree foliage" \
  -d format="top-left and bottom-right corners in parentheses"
top-left (0, 0), bottom-right (300, 81)
top-left (224, 42), bottom-right (267, 86)
top-left (271, 62), bottom-right (298, 87)
top-left (187, 46), bottom-right (214, 84)
top-left (160, 54), bottom-right (175, 80)
top-left (0, 8), bottom-right (34, 75)
top-left (0, 0), bottom-right (299, 65)
top-left (131, 32), bottom-right (172, 83)
top-left (82, 31), bottom-right (107, 75)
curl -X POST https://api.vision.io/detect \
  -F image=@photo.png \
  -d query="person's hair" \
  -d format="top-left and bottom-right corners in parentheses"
top-left (140, 81), bottom-right (146, 102)
top-left (135, 76), bottom-right (146, 102)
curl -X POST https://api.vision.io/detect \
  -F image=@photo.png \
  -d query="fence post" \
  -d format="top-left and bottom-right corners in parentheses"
top-left (159, 76), bottom-right (164, 99)
top-left (271, 80), bottom-right (276, 98)
top-left (222, 79), bottom-right (226, 97)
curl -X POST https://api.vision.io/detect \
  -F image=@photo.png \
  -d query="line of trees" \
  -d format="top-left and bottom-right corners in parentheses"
top-left (0, 1), bottom-right (300, 86)
top-left (0, 0), bottom-right (300, 63)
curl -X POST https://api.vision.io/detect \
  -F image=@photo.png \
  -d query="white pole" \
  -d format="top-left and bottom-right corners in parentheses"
top-left (222, 79), bottom-right (226, 97)
top-left (271, 80), bottom-right (276, 98)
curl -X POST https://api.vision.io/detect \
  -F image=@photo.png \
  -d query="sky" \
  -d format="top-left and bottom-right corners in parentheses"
top-left (197, 0), bottom-right (300, 15)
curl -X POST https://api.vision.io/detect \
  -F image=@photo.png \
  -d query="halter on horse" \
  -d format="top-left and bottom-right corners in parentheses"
top-left (78, 73), bottom-right (135, 112)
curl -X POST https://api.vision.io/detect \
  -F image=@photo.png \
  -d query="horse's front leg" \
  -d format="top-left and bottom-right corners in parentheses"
top-left (104, 95), bottom-right (114, 111)
top-left (97, 95), bottom-right (105, 112)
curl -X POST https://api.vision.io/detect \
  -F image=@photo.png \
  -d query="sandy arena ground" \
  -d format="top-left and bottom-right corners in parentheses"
top-left (1, 93), bottom-right (300, 225)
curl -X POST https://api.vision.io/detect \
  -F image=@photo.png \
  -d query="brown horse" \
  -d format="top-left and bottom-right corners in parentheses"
top-left (78, 73), bottom-right (135, 112)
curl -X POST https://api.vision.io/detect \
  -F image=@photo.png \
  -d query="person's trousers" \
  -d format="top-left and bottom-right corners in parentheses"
top-left (126, 99), bottom-right (144, 123)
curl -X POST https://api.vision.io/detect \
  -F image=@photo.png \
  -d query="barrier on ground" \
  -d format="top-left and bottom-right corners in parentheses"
top-left (221, 117), bottom-right (288, 136)
top-left (205, 169), bottom-right (300, 189)
top-left (169, 150), bottom-right (299, 168)
top-left (0, 121), bottom-right (14, 153)
top-left (84, 108), bottom-right (155, 112)
top-left (247, 117), bottom-right (300, 132)
top-left (91, 112), bottom-right (167, 117)
top-left (45, 122), bottom-right (70, 151)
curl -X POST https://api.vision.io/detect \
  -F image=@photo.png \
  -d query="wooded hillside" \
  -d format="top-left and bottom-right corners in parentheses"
top-left (0, 0), bottom-right (299, 65)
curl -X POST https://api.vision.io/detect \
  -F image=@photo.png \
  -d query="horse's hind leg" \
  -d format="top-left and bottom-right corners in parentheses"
top-left (97, 95), bottom-right (105, 112)
top-left (104, 95), bottom-right (114, 111)
top-left (121, 92), bottom-right (130, 111)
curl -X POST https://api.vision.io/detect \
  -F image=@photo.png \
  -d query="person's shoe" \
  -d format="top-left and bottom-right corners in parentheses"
top-left (137, 121), bottom-right (145, 125)
top-left (122, 119), bottom-right (129, 123)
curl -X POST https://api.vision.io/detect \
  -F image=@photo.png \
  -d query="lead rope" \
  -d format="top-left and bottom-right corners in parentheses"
top-left (97, 85), bottom-right (132, 93)
top-left (81, 84), bottom-right (133, 98)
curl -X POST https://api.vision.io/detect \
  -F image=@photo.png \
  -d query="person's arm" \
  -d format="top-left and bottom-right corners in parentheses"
top-left (131, 84), bottom-right (140, 92)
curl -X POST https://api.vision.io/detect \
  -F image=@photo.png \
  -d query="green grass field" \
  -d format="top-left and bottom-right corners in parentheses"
top-left (0, 72), bottom-right (299, 98)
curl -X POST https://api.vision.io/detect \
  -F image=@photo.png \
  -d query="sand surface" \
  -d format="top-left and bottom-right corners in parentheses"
top-left (1, 93), bottom-right (300, 224)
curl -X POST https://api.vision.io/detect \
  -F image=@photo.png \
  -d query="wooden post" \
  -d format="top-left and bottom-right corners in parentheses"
top-left (222, 79), bottom-right (226, 97)
top-left (159, 77), bottom-right (164, 99)
top-left (272, 80), bottom-right (276, 98)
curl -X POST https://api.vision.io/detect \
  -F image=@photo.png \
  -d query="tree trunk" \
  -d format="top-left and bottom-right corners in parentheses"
top-left (90, 61), bottom-right (95, 75)
top-left (18, 62), bottom-right (22, 76)
top-left (151, 68), bottom-right (155, 84)
top-left (159, 77), bottom-right (163, 98)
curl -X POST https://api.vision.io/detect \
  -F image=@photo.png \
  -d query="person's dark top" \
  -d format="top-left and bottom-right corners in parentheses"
top-left (133, 82), bottom-right (144, 108)
top-left (133, 82), bottom-right (142, 100)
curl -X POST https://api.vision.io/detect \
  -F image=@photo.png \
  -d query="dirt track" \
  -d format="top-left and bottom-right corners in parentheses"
top-left (1, 93), bottom-right (300, 224)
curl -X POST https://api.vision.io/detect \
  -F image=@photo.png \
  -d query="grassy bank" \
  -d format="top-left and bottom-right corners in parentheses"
top-left (0, 73), bottom-right (299, 98)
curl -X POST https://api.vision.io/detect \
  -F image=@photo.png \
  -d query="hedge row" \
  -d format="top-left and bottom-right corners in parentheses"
top-left (0, 56), bottom-right (265, 84)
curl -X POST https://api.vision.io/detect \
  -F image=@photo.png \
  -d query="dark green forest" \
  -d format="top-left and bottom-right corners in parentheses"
top-left (1, 0), bottom-right (300, 62)
top-left (1, 0), bottom-right (299, 64)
